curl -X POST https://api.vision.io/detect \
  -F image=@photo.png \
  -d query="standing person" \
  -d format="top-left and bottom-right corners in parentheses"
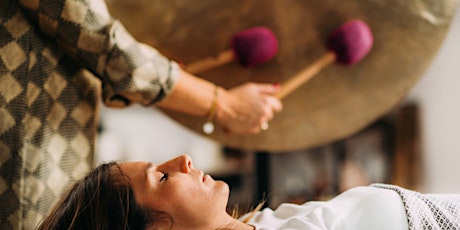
top-left (0, 0), bottom-right (282, 229)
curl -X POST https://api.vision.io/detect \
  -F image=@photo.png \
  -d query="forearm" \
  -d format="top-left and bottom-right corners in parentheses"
top-left (156, 69), bottom-right (216, 117)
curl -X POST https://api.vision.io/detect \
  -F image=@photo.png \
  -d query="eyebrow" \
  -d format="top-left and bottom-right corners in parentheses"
top-left (145, 162), bottom-right (153, 181)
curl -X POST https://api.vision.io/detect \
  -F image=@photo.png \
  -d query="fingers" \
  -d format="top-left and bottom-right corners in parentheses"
top-left (242, 84), bottom-right (283, 133)
top-left (258, 90), bottom-right (283, 125)
top-left (257, 83), bottom-right (281, 95)
top-left (258, 83), bottom-right (283, 113)
top-left (219, 82), bottom-right (284, 134)
top-left (265, 94), bottom-right (283, 112)
top-left (236, 101), bottom-right (277, 135)
top-left (251, 82), bottom-right (283, 117)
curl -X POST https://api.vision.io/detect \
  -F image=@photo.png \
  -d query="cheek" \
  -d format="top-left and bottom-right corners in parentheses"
top-left (166, 181), bottom-right (229, 217)
top-left (149, 180), bottom-right (202, 211)
top-left (141, 179), bottom-right (231, 224)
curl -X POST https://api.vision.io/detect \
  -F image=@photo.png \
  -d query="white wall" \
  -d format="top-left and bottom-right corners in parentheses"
top-left (406, 4), bottom-right (460, 193)
top-left (96, 105), bottom-right (225, 173)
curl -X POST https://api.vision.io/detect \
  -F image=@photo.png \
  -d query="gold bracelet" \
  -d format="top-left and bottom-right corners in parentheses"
top-left (202, 84), bottom-right (219, 134)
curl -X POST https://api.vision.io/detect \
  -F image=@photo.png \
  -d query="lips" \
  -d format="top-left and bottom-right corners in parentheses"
top-left (201, 171), bottom-right (206, 182)
top-left (202, 172), bottom-right (211, 183)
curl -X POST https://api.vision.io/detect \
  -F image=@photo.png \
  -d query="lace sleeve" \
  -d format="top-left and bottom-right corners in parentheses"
top-left (372, 183), bottom-right (460, 230)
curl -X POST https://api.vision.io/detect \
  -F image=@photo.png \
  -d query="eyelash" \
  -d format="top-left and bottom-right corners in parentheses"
top-left (160, 173), bottom-right (169, 182)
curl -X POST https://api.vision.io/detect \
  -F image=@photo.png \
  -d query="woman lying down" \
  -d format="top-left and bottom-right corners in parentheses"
top-left (37, 155), bottom-right (460, 230)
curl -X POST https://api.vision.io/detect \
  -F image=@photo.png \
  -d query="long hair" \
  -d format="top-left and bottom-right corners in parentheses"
top-left (36, 162), bottom-right (169, 230)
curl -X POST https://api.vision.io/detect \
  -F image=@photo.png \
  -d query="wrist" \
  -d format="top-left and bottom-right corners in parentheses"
top-left (202, 84), bottom-right (219, 134)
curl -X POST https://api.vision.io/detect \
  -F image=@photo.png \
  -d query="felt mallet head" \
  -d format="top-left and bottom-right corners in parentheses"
top-left (231, 26), bottom-right (279, 67)
top-left (327, 19), bottom-right (373, 65)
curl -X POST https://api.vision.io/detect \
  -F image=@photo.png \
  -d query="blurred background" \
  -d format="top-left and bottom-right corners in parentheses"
top-left (96, 3), bottom-right (460, 210)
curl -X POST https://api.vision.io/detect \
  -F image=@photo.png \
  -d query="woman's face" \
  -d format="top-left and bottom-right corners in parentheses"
top-left (117, 155), bottom-right (230, 229)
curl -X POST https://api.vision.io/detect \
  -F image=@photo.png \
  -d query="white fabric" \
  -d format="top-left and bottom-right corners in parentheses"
top-left (242, 186), bottom-right (409, 230)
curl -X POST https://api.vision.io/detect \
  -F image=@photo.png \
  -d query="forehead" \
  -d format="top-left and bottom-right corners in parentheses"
top-left (109, 162), bottom-right (148, 190)
top-left (118, 161), bottom-right (152, 175)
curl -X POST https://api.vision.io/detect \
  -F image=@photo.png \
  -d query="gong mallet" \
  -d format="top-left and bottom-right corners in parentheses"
top-left (184, 26), bottom-right (278, 74)
top-left (275, 19), bottom-right (374, 99)
top-left (261, 20), bottom-right (373, 131)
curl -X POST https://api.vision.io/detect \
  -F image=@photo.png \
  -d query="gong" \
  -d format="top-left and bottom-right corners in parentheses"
top-left (105, 0), bottom-right (458, 151)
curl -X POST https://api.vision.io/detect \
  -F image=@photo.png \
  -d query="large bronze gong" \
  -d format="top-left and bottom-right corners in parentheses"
top-left (106, 0), bottom-right (458, 152)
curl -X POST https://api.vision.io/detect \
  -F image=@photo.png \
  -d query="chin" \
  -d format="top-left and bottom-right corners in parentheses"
top-left (215, 181), bottom-right (230, 197)
top-left (218, 182), bottom-right (231, 208)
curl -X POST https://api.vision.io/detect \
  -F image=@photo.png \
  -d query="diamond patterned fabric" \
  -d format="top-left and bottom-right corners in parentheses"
top-left (373, 184), bottom-right (460, 230)
top-left (0, 0), bottom-right (179, 229)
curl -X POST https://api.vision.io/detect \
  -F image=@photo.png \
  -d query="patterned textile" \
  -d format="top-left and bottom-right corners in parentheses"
top-left (373, 184), bottom-right (460, 230)
top-left (0, 0), bottom-right (179, 229)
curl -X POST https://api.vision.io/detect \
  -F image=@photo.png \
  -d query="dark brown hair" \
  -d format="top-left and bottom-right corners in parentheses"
top-left (36, 162), bottom-right (171, 230)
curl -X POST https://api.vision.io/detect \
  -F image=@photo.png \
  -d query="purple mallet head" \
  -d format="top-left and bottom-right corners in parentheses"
top-left (327, 20), bottom-right (373, 65)
top-left (231, 27), bottom-right (278, 67)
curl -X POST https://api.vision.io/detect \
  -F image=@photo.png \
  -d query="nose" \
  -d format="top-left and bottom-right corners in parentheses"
top-left (160, 154), bottom-right (193, 173)
top-left (178, 154), bottom-right (193, 173)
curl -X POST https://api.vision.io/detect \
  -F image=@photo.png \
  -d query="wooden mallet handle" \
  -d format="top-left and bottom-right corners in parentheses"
top-left (184, 50), bottom-right (234, 74)
top-left (275, 51), bottom-right (337, 99)
top-left (184, 27), bottom-right (278, 75)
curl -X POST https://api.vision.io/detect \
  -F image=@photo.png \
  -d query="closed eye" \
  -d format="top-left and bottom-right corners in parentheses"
top-left (160, 173), bottom-right (169, 182)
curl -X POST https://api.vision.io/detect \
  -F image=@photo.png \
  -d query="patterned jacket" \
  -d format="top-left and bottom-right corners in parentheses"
top-left (0, 0), bottom-right (179, 229)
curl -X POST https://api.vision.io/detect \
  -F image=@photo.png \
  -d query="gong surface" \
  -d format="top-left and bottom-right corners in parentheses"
top-left (106, 0), bottom-right (458, 151)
